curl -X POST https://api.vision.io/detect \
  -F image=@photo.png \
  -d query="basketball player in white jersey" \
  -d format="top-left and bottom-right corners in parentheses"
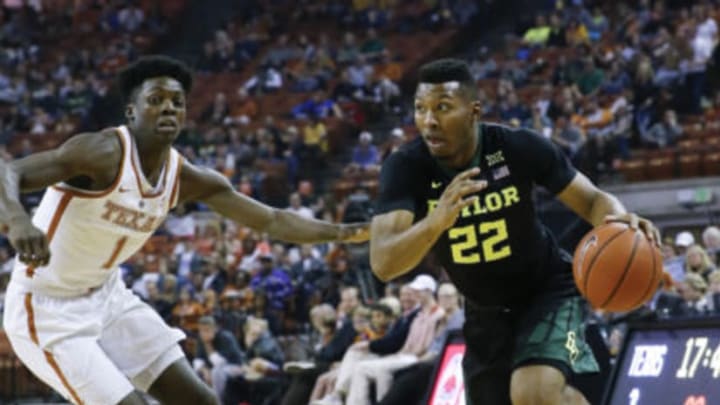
top-left (0, 56), bottom-right (369, 405)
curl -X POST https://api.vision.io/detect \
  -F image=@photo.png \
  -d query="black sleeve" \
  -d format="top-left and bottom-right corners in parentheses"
top-left (315, 319), bottom-right (357, 363)
top-left (375, 150), bottom-right (417, 215)
top-left (368, 308), bottom-right (419, 355)
top-left (258, 337), bottom-right (285, 366)
top-left (217, 331), bottom-right (246, 365)
top-left (196, 341), bottom-right (208, 363)
top-left (511, 129), bottom-right (577, 194)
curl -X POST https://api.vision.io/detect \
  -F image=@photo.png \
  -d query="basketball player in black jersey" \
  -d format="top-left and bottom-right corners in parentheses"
top-left (370, 59), bottom-right (660, 404)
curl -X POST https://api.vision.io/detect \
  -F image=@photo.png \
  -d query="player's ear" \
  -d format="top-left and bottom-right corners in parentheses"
top-left (471, 100), bottom-right (482, 121)
top-left (125, 105), bottom-right (135, 122)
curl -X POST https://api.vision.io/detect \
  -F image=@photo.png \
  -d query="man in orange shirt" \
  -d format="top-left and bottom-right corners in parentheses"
top-left (229, 88), bottom-right (259, 122)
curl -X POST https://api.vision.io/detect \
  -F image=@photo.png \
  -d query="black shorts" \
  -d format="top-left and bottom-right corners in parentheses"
top-left (461, 296), bottom-right (599, 405)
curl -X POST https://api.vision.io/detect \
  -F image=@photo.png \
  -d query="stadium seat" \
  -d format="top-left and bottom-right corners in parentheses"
top-left (706, 136), bottom-right (720, 150)
top-left (645, 148), bottom-right (675, 159)
top-left (683, 125), bottom-right (706, 138)
top-left (332, 180), bottom-right (356, 201)
top-left (677, 153), bottom-right (702, 178)
top-left (703, 152), bottom-right (720, 175)
top-left (617, 159), bottom-right (647, 182)
top-left (646, 156), bottom-right (674, 180)
top-left (677, 139), bottom-right (702, 152)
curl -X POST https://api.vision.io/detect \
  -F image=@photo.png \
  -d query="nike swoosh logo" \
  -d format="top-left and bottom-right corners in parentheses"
top-left (431, 182), bottom-right (442, 189)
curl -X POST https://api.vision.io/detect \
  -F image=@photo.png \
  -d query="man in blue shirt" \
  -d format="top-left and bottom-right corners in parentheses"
top-left (250, 254), bottom-right (293, 314)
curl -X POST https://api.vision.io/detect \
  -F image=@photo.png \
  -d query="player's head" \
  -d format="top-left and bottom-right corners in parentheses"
top-left (415, 58), bottom-right (480, 160)
top-left (118, 55), bottom-right (193, 143)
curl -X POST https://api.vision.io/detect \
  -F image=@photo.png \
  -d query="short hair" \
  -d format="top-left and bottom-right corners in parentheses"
top-left (438, 282), bottom-right (458, 297)
top-left (378, 296), bottom-right (401, 317)
top-left (310, 303), bottom-right (337, 330)
top-left (352, 305), bottom-right (371, 319)
top-left (311, 303), bottom-right (337, 322)
top-left (703, 226), bottom-right (720, 245)
top-left (245, 316), bottom-right (269, 333)
top-left (342, 286), bottom-right (360, 298)
top-left (198, 316), bottom-right (216, 327)
top-left (117, 55), bottom-right (193, 102)
top-left (417, 58), bottom-right (476, 97)
top-left (369, 302), bottom-right (394, 318)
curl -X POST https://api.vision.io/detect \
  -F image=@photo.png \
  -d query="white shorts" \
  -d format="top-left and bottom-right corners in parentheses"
top-left (4, 272), bottom-right (186, 405)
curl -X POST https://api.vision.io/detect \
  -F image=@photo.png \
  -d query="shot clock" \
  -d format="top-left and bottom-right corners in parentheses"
top-left (604, 318), bottom-right (720, 405)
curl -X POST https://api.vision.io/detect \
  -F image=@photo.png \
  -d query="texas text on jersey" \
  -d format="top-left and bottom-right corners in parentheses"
top-left (11, 126), bottom-right (182, 297)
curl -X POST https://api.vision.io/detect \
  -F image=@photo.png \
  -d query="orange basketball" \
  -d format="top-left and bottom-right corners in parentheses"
top-left (573, 222), bottom-right (663, 312)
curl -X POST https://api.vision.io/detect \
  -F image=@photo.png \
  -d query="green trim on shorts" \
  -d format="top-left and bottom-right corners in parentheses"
top-left (512, 297), bottom-right (599, 374)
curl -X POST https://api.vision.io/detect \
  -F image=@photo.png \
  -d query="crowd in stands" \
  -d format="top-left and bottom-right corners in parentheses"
top-left (0, 1), bottom-right (473, 403)
top-left (597, 224), bottom-right (720, 358)
top-left (472, 0), bottom-right (720, 182)
top-left (3, 0), bottom-right (720, 404)
top-left (186, 0), bottom-right (483, 204)
top-left (0, 0), bottom-right (178, 151)
top-left (654, 226), bottom-right (720, 316)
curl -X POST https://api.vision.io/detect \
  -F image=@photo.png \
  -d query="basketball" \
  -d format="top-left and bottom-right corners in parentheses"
top-left (573, 222), bottom-right (663, 312)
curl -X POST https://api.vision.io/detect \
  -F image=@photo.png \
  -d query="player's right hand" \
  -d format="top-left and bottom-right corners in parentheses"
top-left (7, 217), bottom-right (50, 267)
top-left (431, 167), bottom-right (487, 231)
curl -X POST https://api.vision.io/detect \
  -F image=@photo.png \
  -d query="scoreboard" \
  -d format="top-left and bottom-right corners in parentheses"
top-left (604, 318), bottom-right (720, 405)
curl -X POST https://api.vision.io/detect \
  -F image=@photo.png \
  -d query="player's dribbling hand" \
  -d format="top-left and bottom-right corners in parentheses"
top-left (604, 213), bottom-right (661, 247)
top-left (7, 216), bottom-right (50, 267)
top-left (431, 167), bottom-right (487, 231)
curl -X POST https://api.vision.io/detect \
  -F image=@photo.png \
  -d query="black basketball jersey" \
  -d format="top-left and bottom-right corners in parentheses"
top-left (376, 123), bottom-right (580, 308)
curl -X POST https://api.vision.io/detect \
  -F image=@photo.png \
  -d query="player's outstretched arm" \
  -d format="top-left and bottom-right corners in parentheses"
top-left (0, 160), bottom-right (26, 230)
top-left (11, 131), bottom-right (121, 192)
top-left (370, 167), bottom-right (487, 282)
top-left (0, 130), bottom-right (121, 266)
top-left (178, 160), bottom-right (368, 244)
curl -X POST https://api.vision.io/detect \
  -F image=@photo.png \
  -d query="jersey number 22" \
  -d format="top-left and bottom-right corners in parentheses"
top-left (448, 219), bottom-right (511, 264)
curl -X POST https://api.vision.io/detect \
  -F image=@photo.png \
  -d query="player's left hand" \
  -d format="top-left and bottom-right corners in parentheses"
top-left (7, 216), bottom-right (50, 267)
top-left (339, 222), bottom-right (369, 243)
top-left (604, 213), bottom-right (661, 247)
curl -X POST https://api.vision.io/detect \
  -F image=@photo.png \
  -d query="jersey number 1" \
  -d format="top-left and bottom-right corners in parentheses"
top-left (102, 236), bottom-right (128, 269)
top-left (448, 219), bottom-right (511, 264)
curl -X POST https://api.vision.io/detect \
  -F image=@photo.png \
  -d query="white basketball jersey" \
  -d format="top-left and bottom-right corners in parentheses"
top-left (11, 126), bottom-right (183, 297)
